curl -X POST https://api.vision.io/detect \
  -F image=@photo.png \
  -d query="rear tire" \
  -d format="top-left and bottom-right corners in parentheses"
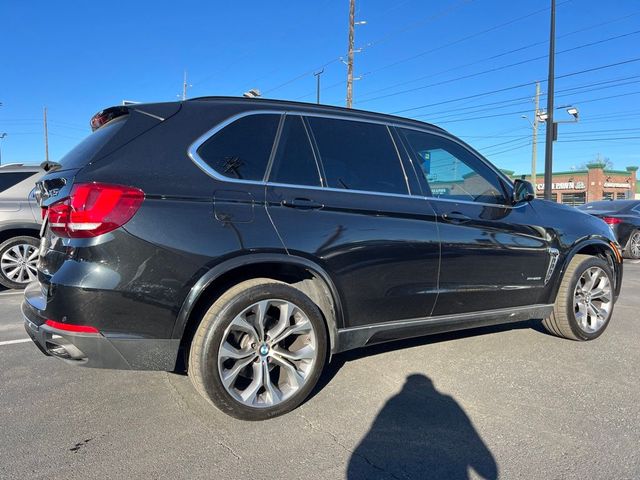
top-left (542, 254), bottom-right (615, 341)
top-left (188, 278), bottom-right (328, 420)
top-left (0, 236), bottom-right (40, 289)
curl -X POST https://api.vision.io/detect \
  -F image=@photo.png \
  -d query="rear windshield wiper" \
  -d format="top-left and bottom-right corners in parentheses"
top-left (40, 160), bottom-right (62, 172)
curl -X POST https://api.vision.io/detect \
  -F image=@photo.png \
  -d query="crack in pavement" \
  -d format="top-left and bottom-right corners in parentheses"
top-left (163, 373), bottom-right (242, 461)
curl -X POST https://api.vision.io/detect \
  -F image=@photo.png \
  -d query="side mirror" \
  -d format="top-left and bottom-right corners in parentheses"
top-left (513, 179), bottom-right (535, 203)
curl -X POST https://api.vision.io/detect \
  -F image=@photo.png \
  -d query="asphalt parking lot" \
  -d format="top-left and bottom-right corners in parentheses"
top-left (1, 263), bottom-right (639, 480)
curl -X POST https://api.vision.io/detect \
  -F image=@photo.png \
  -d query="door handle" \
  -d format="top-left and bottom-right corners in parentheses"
top-left (281, 198), bottom-right (324, 210)
top-left (442, 212), bottom-right (471, 224)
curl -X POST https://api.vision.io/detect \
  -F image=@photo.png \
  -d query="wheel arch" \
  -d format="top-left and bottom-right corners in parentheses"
top-left (0, 224), bottom-right (41, 244)
top-left (172, 253), bottom-right (345, 370)
top-left (550, 237), bottom-right (622, 302)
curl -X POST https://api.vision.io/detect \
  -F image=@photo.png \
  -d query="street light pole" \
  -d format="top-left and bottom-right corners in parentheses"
top-left (0, 133), bottom-right (6, 165)
top-left (543, 0), bottom-right (556, 201)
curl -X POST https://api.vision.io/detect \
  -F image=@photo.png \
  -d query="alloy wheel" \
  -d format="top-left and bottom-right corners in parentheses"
top-left (573, 266), bottom-right (612, 334)
top-left (629, 232), bottom-right (640, 258)
top-left (1, 243), bottom-right (39, 285)
top-left (217, 299), bottom-right (318, 408)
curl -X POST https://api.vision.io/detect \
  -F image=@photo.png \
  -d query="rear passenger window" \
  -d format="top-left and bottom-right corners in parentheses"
top-left (196, 114), bottom-right (280, 181)
top-left (0, 172), bottom-right (35, 193)
top-left (306, 117), bottom-right (408, 195)
top-left (269, 116), bottom-right (321, 186)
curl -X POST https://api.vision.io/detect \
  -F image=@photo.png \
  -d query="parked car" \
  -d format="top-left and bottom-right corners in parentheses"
top-left (23, 98), bottom-right (623, 420)
top-left (0, 163), bottom-right (42, 289)
top-left (579, 200), bottom-right (640, 259)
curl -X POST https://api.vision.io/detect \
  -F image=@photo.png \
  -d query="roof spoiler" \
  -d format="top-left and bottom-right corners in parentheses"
top-left (90, 106), bottom-right (129, 132)
top-left (89, 104), bottom-right (170, 132)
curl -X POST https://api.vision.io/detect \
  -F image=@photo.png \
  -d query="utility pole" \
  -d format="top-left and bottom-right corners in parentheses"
top-left (43, 107), bottom-right (50, 164)
top-left (314, 69), bottom-right (324, 104)
top-left (543, 0), bottom-right (556, 201)
top-left (531, 81), bottom-right (541, 189)
top-left (346, 0), bottom-right (355, 108)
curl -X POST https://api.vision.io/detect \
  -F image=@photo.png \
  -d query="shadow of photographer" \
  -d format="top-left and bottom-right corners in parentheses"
top-left (347, 374), bottom-right (498, 480)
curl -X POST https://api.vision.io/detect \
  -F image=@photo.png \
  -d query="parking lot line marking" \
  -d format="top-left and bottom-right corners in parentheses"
top-left (0, 291), bottom-right (24, 296)
top-left (0, 338), bottom-right (31, 346)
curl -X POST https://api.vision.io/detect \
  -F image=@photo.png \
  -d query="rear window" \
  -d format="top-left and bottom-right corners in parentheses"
top-left (57, 116), bottom-right (128, 170)
top-left (269, 115), bottom-right (321, 187)
top-left (0, 172), bottom-right (35, 193)
top-left (196, 114), bottom-right (281, 181)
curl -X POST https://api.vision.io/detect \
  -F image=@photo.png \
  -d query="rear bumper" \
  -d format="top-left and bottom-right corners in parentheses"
top-left (22, 292), bottom-right (133, 369)
top-left (22, 282), bottom-right (178, 370)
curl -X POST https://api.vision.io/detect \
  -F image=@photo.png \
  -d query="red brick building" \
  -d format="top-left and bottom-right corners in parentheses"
top-left (507, 164), bottom-right (638, 206)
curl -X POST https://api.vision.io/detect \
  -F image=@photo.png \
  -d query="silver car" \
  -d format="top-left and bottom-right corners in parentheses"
top-left (0, 163), bottom-right (42, 289)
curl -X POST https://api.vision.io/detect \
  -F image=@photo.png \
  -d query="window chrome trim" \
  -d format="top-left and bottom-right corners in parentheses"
top-left (187, 110), bottom-right (284, 185)
top-left (186, 108), bottom-right (520, 208)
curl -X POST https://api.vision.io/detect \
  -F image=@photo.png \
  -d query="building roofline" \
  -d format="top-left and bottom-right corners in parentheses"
top-left (515, 170), bottom-right (588, 177)
top-left (512, 168), bottom-right (637, 178)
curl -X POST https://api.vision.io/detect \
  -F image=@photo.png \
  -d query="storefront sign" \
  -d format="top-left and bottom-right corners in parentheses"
top-left (536, 181), bottom-right (585, 191)
top-left (603, 182), bottom-right (630, 188)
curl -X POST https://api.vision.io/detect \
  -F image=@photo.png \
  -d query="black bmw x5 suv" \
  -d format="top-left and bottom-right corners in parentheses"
top-left (24, 97), bottom-right (622, 420)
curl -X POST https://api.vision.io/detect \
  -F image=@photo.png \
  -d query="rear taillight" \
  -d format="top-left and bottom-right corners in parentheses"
top-left (45, 319), bottom-right (99, 334)
top-left (601, 216), bottom-right (622, 225)
top-left (47, 183), bottom-right (144, 238)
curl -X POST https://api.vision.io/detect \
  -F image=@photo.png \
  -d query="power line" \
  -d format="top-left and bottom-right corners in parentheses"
top-left (263, 58), bottom-right (343, 95)
top-left (363, 1), bottom-right (562, 75)
top-left (463, 128), bottom-right (640, 140)
top-left (484, 141), bottom-right (532, 157)
top-left (420, 80), bottom-right (640, 121)
top-left (265, 0), bottom-right (475, 96)
top-left (415, 76), bottom-right (640, 120)
top-left (296, 1), bottom-right (600, 102)
top-left (389, 56), bottom-right (640, 115)
top-left (357, 10), bottom-right (640, 100)
top-left (359, 30), bottom-right (640, 106)
top-left (557, 136), bottom-right (640, 143)
top-left (433, 90), bottom-right (640, 124)
top-left (359, 0), bottom-right (475, 50)
top-left (479, 136), bottom-right (531, 151)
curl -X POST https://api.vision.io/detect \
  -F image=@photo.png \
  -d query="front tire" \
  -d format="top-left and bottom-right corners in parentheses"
top-left (542, 254), bottom-right (615, 341)
top-left (0, 236), bottom-right (40, 289)
top-left (188, 278), bottom-right (328, 420)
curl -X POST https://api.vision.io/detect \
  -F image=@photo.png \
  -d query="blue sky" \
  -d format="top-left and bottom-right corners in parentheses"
top-left (1, 0), bottom-right (639, 175)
